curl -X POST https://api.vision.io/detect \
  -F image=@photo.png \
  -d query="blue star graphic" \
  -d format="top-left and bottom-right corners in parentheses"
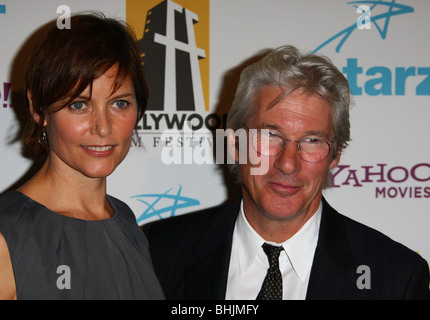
top-left (313, 0), bottom-right (414, 53)
top-left (132, 185), bottom-right (200, 223)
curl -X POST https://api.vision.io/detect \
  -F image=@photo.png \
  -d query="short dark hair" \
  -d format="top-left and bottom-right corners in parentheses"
top-left (24, 12), bottom-right (147, 152)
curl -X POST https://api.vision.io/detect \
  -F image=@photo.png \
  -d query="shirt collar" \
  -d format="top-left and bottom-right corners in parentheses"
top-left (236, 200), bottom-right (322, 281)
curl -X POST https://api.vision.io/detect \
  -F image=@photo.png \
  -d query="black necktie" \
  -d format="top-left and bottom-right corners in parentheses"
top-left (256, 243), bottom-right (283, 300)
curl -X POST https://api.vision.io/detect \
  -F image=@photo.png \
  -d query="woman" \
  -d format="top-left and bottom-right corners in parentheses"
top-left (0, 13), bottom-right (164, 299)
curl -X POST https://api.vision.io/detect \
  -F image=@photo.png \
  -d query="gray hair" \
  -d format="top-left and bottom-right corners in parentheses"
top-left (226, 45), bottom-right (351, 180)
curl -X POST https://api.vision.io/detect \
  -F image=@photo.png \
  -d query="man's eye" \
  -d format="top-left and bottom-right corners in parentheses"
top-left (268, 131), bottom-right (279, 137)
top-left (302, 138), bottom-right (323, 145)
top-left (267, 131), bottom-right (284, 140)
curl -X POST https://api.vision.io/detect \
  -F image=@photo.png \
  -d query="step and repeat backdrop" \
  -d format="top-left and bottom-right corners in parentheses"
top-left (1, 0), bottom-right (429, 263)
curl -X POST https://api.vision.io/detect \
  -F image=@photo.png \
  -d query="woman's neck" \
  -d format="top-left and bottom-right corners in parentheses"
top-left (17, 157), bottom-right (113, 221)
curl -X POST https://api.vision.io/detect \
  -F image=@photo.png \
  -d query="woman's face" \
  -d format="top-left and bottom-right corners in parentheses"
top-left (43, 65), bottom-right (138, 179)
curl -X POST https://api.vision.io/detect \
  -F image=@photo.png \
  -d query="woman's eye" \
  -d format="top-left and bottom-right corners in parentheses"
top-left (69, 101), bottom-right (85, 110)
top-left (113, 100), bottom-right (129, 109)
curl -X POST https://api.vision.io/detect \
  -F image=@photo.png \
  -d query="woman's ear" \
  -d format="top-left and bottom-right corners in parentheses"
top-left (27, 90), bottom-right (47, 126)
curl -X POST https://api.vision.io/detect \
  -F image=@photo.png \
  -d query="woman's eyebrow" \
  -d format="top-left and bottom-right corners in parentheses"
top-left (109, 92), bottom-right (135, 100)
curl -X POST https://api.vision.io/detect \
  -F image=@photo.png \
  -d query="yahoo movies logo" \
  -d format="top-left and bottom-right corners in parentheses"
top-left (331, 163), bottom-right (430, 199)
top-left (314, 1), bottom-right (430, 96)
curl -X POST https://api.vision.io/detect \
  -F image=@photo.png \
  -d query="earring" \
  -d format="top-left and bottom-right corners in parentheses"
top-left (40, 127), bottom-right (48, 145)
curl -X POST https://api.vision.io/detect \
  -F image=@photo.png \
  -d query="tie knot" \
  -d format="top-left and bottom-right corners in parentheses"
top-left (262, 243), bottom-right (283, 269)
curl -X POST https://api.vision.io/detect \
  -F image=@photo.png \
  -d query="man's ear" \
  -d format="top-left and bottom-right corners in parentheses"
top-left (27, 90), bottom-right (47, 126)
top-left (329, 149), bottom-right (342, 170)
top-left (227, 129), bottom-right (240, 163)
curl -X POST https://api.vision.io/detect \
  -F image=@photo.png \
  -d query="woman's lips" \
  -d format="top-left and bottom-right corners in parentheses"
top-left (81, 145), bottom-right (115, 157)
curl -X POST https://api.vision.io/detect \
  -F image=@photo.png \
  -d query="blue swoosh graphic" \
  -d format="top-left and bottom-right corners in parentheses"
top-left (313, 0), bottom-right (414, 53)
top-left (132, 185), bottom-right (200, 223)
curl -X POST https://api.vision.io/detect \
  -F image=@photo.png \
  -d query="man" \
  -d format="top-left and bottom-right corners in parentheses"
top-left (144, 46), bottom-right (430, 300)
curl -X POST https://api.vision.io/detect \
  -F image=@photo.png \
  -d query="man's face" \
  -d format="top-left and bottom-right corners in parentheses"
top-left (238, 86), bottom-right (340, 237)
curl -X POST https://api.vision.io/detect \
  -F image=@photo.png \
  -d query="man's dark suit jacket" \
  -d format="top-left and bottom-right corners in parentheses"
top-left (143, 198), bottom-right (430, 299)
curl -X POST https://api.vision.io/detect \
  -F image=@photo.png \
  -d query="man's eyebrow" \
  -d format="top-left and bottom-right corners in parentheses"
top-left (256, 123), bottom-right (281, 130)
top-left (255, 124), bottom-right (330, 138)
top-left (303, 130), bottom-right (328, 137)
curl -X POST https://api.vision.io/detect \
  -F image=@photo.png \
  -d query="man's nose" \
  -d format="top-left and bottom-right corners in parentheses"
top-left (273, 141), bottom-right (300, 175)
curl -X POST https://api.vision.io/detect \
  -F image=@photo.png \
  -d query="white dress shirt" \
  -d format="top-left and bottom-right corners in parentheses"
top-left (225, 200), bottom-right (322, 300)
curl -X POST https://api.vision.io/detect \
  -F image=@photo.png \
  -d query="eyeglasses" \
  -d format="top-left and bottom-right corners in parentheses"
top-left (246, 127), bottom-right (334, 163)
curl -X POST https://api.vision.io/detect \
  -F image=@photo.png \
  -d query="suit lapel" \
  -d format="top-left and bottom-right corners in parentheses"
top-left (184, 199), bottom-right (241, 299)
top-left (180, 197), bottom-right (359, 299)
top-left (306, 198), bottom-right (358, 299)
